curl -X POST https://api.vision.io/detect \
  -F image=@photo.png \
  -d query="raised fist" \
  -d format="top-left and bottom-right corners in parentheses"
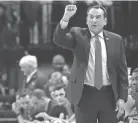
top-left (62, 4), bottom-right (77, 22)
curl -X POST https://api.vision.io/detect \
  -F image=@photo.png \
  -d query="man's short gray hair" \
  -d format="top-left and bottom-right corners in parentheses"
top-left (19, 55), bottom-right (38, 68)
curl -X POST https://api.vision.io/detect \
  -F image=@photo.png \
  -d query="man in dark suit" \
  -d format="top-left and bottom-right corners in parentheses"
top-left (19, 55), bottom-right (45, 90)
top-left (53, 4), bottom-right (128, 123)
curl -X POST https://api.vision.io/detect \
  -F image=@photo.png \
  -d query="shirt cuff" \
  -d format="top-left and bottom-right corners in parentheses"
top-left (60, 20), bottom-right (69, 29)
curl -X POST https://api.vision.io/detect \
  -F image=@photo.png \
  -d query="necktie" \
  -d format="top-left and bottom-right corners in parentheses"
top-left (94, 35), bottom-right (103, 89)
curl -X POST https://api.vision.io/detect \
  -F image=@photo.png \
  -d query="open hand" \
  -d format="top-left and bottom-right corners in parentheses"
top-left (115, 99), bottom-right (125, 119)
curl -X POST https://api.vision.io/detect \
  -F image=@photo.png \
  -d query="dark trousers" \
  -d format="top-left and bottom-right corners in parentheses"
top-left (75, 84), bottom-right (118, 123)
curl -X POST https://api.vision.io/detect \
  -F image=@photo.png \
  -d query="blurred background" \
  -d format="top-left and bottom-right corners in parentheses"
top-left (0, 0), bottom-right (137, 122)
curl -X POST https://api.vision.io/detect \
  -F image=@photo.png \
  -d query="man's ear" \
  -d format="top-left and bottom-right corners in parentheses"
top-left (51, 92), bottom-right (55, 99)
top-left (86, 16), bottom-right (88, 25)
top-left (104, 17), bottom-right (107, 26)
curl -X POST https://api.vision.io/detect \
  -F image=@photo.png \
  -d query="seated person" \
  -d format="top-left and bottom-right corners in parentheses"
top-left (124, 69), bottom-right (138, 123)
top-left (30, 89), bottom-right (58, 118)
top-left (45, 72), bottom-right (69, 99)
top-left (52, 79), bottom-right (74, 119)
top-left (12, 89), bottom-right (33, 122)
top-left (44, 78), bottom-right (58, 99)
top-left (44, 78), bottom-right (74, 119)
top-left (29, 89), bottom-right (69, 121)
top-left (13, 88), bottom-right (59, 122)
top-left (50, 71), bottom-right (63, 82)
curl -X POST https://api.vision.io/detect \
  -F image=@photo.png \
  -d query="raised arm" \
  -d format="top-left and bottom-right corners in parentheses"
top-left (53, 5), bottom-right (77, 50)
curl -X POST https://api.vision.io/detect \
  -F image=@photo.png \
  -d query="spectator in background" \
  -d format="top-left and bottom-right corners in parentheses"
top-left (132, 68), bottom-right (138, 77)
top-left (13, 88), bottom-right (59, 122)
top-left (12, 88), bottom-right (33, 122)
top-left (44, 77), bottom-right (60, 99)
top-left (19, 55), bottom-right (45, 90)
top-left (47, 54), bottom-right (66, 82)
top-left (62, 64), bottom-right (71, 79)
top-left (30, 89), bottom-right (59, 120)
top-left (28, 88), bottom-right (69, 121)
top-left (53, 81), bottom-right (74, 119)
top-left (52, 55), bottom-right (71, 79)
top-left (128, 68), bottom-right (138, 101)
top-left (45, 71), bottom-right (69, 99)
top-left (50, 69), bottom-right (69, 86)
top-left (50, 71), bottom-right (62, 82)
top-left (43, 78), bottom-right (73, 120)
top-left (52, 54), bottom-right (65, 72)
top-left (124, 68), bottom-right (138, 123)
top-left (47, 55), bottom-right (70, 90)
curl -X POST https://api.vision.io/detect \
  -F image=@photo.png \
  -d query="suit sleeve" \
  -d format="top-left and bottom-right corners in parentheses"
top-left (118, 38), bottom-right (129, 102)
top-left (53, 23), bottom-right (76, 50)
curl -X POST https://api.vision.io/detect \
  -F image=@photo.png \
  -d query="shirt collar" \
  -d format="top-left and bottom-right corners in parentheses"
top-left (90, 31), bottom-right (104, 39)
top-left (26, 69), bottom-right (37, 83)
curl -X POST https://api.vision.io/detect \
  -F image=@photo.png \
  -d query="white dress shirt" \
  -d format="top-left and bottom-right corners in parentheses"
top-left (26, 69), bottom-right (37, 83)
top-left (84, 31), bottom-right (110, 86)
top-left (59, 20), bottom-right (110, 86)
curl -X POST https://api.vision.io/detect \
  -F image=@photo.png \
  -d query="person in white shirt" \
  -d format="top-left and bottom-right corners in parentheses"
top-left (19, 55), bottom-right (44, 90)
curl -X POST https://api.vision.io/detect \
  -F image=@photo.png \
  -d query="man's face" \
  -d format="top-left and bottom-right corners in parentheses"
top-left (31, 96), bottom-right (45, 108)
top-left (51, 72), bottom-right (62, 81)
top-left (20, 64), bottom-right (31, 76)
top-left (53, 62), bottom-right (64, 72)
top-left (18, 95), bottom-right (32, 110)
top-left (86, 8), bottom-right (107, 34)
top-left (133, 75), bottom-right (138, 84)
top-left (54, 88), bottom-right (66, 105)
top-left (30, 96), bottom-right (45, 114)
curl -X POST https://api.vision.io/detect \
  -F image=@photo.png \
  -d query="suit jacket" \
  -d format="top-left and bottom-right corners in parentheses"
top-left (25, 71), bottom-right (46, 90)
top-left (53, 23), bottom-right (129, 105)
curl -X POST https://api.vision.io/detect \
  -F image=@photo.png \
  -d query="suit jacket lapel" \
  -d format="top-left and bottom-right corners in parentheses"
top-left (85, 28), bottom-right (91, 39)
top-left (103, 30), bottom-right (112, 74)
top-left (83, 29), bottom-right (112, 74)
top-left (26, 72), bottom-right (37, 87)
